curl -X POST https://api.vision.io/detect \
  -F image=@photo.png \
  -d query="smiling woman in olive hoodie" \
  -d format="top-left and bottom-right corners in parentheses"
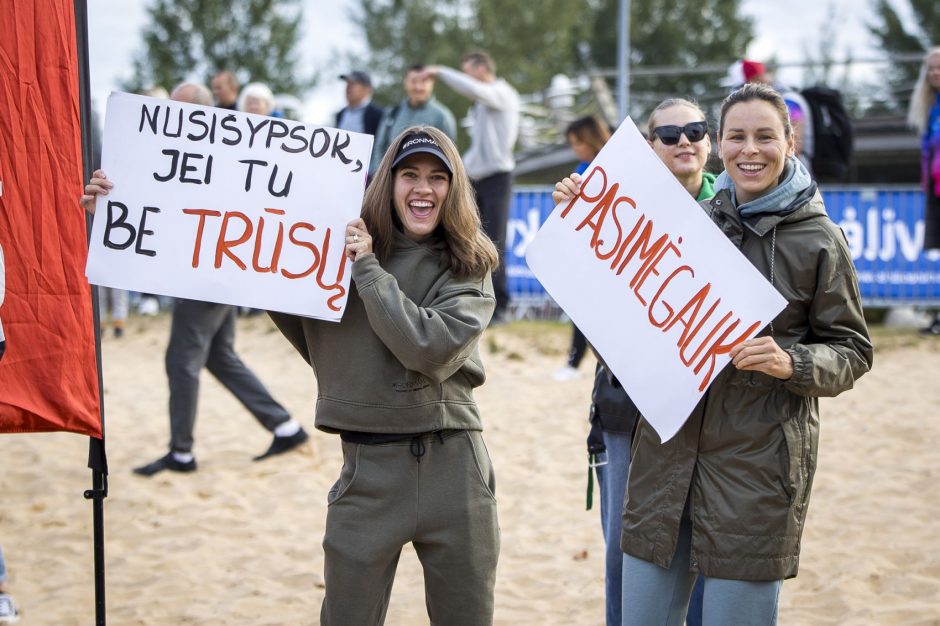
top-left (269, 126), bottom-right (501, 626)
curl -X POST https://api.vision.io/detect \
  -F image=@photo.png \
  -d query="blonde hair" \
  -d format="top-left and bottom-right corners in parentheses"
top-left (908, 47), bottom-right (940, 134)
top-left (361, 126), bottom-right (499, 279)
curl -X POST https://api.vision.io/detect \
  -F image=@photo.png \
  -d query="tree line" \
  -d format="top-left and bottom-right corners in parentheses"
top-left (126, 0), bottom-right (937, 120)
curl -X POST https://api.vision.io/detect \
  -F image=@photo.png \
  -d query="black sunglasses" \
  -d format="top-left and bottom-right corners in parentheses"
top-left (651, 121), bottom-right (709, 145)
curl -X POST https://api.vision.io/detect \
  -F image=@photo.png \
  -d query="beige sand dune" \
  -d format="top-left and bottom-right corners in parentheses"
top-left (0, 316), bottom-right (937, 625)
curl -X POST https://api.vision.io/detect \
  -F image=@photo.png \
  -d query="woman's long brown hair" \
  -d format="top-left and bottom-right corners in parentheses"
top-left (361, 126), bottom-right (499, 280)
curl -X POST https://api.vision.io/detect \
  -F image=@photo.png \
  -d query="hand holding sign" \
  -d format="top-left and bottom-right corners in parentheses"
top-left (552, 174), bottom-right (582, 206)
top-left (80, 170), bottom-right (112, 214)
top-left (344, 218), bottom-right (373, 262)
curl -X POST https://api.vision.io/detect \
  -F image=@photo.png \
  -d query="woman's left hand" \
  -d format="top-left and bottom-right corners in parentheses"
top-left (729, 336), bottom-right (793, 380)
top-left (345, 218), bottom-right (373, 262)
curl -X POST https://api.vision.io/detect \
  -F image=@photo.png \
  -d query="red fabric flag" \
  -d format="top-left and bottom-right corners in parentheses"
top-left (0, 1), bottom-right (102, 437)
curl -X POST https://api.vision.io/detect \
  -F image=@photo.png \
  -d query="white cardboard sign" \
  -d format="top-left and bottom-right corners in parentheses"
top-left (526, 118), bottom-right (786, 442)
top-left (85, 91), bottom-right (373, 321)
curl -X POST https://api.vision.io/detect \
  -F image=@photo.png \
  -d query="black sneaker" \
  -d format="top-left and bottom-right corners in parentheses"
top-left (132, 452), bottom-right (197, 476)
top-left (253, 427), bottom-right (309, 461)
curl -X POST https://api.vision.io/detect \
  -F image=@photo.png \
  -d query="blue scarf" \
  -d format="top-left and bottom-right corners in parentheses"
top-left (714, 156), bottom-right (813, 217)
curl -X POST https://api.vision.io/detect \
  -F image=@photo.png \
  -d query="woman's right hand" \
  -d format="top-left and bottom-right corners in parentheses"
top-left (79, 169), bottom-right (113, 214)
top-left (552, 173), bottom-right (582, 205)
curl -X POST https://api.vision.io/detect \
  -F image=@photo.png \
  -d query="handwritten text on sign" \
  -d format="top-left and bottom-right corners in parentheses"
top-left (526, 118), bottom-right (786, 442)
top-left (85, 91), bottom-right (373, 321)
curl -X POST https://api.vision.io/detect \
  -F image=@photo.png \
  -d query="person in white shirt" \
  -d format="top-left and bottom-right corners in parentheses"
top-left (421, 51), bottom-right (520, 322)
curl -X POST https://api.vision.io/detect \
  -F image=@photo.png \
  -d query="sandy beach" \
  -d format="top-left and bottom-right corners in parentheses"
top-left (1, 314), bottom-right (938, 625)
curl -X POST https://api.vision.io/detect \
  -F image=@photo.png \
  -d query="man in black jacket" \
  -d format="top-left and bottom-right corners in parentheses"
top-left (335, 71), bottom-right (383, 136)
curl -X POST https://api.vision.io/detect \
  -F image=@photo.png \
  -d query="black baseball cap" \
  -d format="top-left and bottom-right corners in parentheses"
top-left (339, 70), bottom-right (371, 87)
top-left (391, 132), bottom-right (453, 173)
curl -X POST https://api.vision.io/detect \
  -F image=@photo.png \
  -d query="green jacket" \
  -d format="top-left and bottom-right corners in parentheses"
top-left (270, 232), bottom-right (495, 434)
top-left (620, 187), bottom-right (873, 581)
top-left (696, 171), bottom-right (716, 201)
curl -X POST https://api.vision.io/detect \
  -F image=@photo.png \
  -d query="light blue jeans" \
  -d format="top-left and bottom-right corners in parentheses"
top-left (621, 515), bottom-right (782, 626)
top-left (596, 430), bottom-right (631, 626)
top-left (0, 545), bottom-right (7, 585)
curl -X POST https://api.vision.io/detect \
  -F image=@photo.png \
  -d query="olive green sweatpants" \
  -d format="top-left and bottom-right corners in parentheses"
top-left (321, 430), bottom-right (500, 625)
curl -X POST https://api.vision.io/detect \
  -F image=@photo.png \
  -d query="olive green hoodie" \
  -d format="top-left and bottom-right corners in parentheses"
top-left (270, 231), bottom-right (496, 435)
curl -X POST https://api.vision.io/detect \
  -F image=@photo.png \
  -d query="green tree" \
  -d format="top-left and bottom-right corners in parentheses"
top-left (125, 0), bottom-right (313, 96)
top-left (867, 0), bottom-right (939, 113)
top-left (349, 0), bottom-right (592, 127)
top-left (583, 0), bottom-right (754, 117)
top-left (350, 0), bottom-right (753, 148)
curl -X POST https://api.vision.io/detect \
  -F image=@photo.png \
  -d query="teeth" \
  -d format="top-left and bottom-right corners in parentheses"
top-left (740, 164), bottom-right (764, 172)
top-left (410, 200), bottom-right (433, 208)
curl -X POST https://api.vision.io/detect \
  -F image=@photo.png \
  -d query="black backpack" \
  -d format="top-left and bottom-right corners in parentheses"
top-left (801, 86), bottom-right (854, 181)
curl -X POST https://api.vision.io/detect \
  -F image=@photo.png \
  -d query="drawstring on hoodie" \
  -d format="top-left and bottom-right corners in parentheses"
top-left (769, 226), bottom-right (777, 336)
top-left (409, 431), bottom-right (446, 463)
top-left (409, 436), bottom-right (426, 462)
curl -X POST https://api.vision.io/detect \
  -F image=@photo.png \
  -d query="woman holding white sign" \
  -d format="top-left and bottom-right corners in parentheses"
top-left (562, 99), bottom-right (716, 626)
top-left (270, 126), bottom-right (501, 625)
top-left (555, 84), bottom-right (872, 625)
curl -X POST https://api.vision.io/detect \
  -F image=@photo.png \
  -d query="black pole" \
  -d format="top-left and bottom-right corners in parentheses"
top-left (73, 1), bottom-right (108, 624)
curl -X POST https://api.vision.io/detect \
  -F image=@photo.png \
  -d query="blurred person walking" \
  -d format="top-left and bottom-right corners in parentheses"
top-left (80, 82), bottom-right (308, 476)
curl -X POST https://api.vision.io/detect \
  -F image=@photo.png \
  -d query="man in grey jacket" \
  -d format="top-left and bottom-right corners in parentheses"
top-left (422, 51), bottom-right (520, 321)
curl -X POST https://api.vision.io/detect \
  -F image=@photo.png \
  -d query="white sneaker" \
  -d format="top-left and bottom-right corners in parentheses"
top-left (0, 593), bottom-right (20, 623)
top-left (552, 365), bottom-right (582, 381)
top-left (137, 296), bottom-right (159, 316)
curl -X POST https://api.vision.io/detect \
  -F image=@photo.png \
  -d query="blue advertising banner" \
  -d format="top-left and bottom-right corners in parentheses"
top-left (507, 186), bottom-right (940, 306)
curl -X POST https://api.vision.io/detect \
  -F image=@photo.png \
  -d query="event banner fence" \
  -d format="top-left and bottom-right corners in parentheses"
top-left (507, 186), bottom-right (938, 311)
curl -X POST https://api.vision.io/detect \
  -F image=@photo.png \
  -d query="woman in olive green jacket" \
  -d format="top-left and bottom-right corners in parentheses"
top-left (555, 84), bottom-right (872, 624)
top-left (615, 84), bottom-right (873, 625)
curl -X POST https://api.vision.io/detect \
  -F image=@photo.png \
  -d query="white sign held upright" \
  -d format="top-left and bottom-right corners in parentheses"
top-left (526, 118), bottom-right (786, 442)
top-left (85, 91), bottom-right (373, 321)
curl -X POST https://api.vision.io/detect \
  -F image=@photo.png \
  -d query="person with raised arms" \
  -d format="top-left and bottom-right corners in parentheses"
top-left (271, 126), bottom-right (501, 624)
top-left (81, 123), bottom-right (501, 623)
